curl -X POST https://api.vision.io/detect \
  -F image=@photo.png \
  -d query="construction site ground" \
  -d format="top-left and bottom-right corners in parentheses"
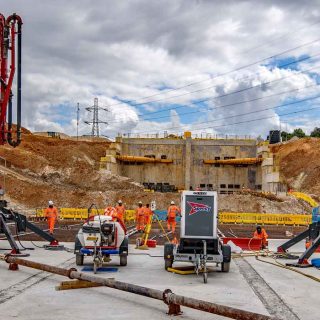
top-left (0, 240), bottom-right (319, 320)
top-left (10, 220), bottom-right (308, 244)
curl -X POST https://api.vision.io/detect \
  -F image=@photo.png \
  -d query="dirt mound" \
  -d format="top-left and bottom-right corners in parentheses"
top-left (0, 131), bottom-right (314, 214)
top-left (0, 132), bottom-right (143, 209)
top-left (219, 194), bottom-right (311, 213)
top-left (272, 138), bottom-right (320, 196)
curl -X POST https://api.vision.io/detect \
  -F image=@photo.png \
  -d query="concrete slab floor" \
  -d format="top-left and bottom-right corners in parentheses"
top-left (0, 240), bottom-right (319, 320)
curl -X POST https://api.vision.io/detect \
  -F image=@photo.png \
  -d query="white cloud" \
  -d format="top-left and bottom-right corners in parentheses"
top-left (1, 0), bottom-right (320, 138)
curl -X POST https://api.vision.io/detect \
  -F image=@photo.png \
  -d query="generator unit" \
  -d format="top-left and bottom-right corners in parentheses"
top-left (74, 215), bottom-right (128, 273)
top-left (164, 191), bottom-right (231, 283)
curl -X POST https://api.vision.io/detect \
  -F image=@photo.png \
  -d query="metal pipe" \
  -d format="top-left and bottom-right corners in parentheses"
top-left (203, 158), bottom-right (263, 165)
top-left (116, 155), bottom-right (173, 163)
top-left (7, 14), bottom-right (22, 147)
top-left (0, 254), bottom-right (275, 320)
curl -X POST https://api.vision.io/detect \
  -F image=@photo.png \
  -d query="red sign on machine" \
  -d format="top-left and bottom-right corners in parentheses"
top-left (187, 201), bottom-right (211, 216)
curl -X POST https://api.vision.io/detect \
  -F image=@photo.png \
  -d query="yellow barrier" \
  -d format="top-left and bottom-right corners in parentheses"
top-left (36, 208), bottom-right (311, 226)
top-left (289, 191), bottom-right (318, 208)
top-left (36, 208), bottom-right (136, 222)
top-left (219, 212), bottom-right (312, 226)
top-left (124, 210), bottom-right (136, 223)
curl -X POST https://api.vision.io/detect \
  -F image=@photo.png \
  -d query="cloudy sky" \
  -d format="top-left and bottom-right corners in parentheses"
top-left (2, 0), bottom-right (320, 138)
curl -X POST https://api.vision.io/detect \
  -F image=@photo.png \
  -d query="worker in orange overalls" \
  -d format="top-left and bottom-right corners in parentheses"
top-left (144, 203), bottom-right (153, 225)
top-left (135, 201), bottom-right (145, 232)
top-left (104, 205), bottom-right (117, 221)
top-left (167, 201), bottom-right (180, 233)
top-left (253, 225), bottom-right (268, 249)
top-left (115, 200), bottom-right (125, 223)
top-left (45, 200), bottom-right (58, 235)
top-left (305, 237), bottom-right (311, 249)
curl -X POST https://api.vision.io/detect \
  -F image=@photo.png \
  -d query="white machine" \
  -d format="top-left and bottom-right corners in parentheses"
top-left (74, 215), bottom-right (128, 273)
top-left (164, 191), bottom-right (231, 283)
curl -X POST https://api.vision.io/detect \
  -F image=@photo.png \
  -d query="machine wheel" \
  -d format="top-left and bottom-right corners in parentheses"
top-left (120, 255), bottom-right (127, 266)
top-left (164, 259), bottom-right (173, 270)
top-left (75, 253), bottom-right (84, 266)
top-left (203, 272), bottom-right (208, 283)
top-left (221, 262), bottom-right (230, 272)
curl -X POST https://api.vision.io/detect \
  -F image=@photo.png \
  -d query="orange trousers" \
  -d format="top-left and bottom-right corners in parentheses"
top-left (47, 218), bottom-right (56, 234)
top-left (167, 217), bottom-right (176, 233)
top-left (136, 216), bottom-right (145, 231)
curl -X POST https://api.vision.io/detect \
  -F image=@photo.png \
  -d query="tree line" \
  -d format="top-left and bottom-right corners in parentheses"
top-left (281, 127), bottom-right (320, 140)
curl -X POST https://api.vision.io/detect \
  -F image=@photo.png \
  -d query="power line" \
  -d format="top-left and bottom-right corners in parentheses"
top-left (138, 53), bottom-right (320, 117)
top-left (240, 19), bottom-right (320, 55)
top-left (110, 61), bottom-right (320, 124)
top-left (197, 104), bottom-right (320, 133)
top-left (134, 53), bottom-right (320, 111)
top-left (141, 82), bottom-right (319, 122)
top-left (130, 93), bottom-right (320, 134)
top-left (106, 37), bottom-right (320, 108)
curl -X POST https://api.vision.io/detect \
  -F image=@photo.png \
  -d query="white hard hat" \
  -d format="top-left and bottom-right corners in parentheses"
top-left (118, 200), bottom-right (122, 204)
top-left (138, 201), bottom-right (142, 204)
top-left (171, 201), bottom-right (175, 205)
top-left (48, 200), bottom-right (54, 206)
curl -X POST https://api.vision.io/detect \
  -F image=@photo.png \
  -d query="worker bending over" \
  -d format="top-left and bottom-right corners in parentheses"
top-left (144, 203), bottom-right (153, 225)
top-left (167, 201), bottom-right (180, 233)
top-left (45, 200), bottom-right (58, 235)
top-left (115, 200), bottom-right (125, 223)
top-left (253, 225), bottom-right (268, 249)
top-left (135, 201), bottom-right (145, 232)
top-left (104, 205), bottom-right (117, 221)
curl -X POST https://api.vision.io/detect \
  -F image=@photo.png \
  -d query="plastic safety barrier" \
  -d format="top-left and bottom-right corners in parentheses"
top-left (153, 210), bottom-right (181, 222)
top-left (222, 237), bottom-right (262, 250)
top-left (36, 208), bottom-right (137, 222)
top-left (219, 212), bottom-right (312, 226)
top-left (35, 208), bottom-right (312, 226)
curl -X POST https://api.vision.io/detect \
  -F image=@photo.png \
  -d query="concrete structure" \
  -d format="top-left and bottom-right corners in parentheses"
top-left (0, 240), bottom-right (319, 320)
top-left (257, 143), bottom-right (287, 194)
top-left (101, 132), bottom-right (263, 193)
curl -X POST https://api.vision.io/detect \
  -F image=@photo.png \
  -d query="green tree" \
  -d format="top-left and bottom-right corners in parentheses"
top-left (281, 131), bottom-right (292, 141)
top-left (310, 127), bottom-right (320, 137)
top-left (292, 128), bottom-right (306, 138)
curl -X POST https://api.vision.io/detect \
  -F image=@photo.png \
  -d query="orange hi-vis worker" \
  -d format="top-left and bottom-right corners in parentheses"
top-left (45, 200), bottom-right (58, 234)
top-left (253, 226), bottom-right (268, 249)
top-left (144, 203), bottom-right (153, 225)
top-left (104, 206), bottom-right (117, 221)
top-left (115, 200), bottom-right (125, 222)
top-left (167, 201), bottom-right (180, 233)
top-left (135, 201), bottom-right (145, 232)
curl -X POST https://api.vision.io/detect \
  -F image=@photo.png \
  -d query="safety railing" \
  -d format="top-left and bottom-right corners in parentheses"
top-left (219, 212), bottom-right (312, 226)
top-left (35, 208), bottom-right (312, 226)
top-left (36, 208), bottom-right (137, 223)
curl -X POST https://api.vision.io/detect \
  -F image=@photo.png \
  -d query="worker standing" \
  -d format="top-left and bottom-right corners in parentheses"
top-left (135, 201), bottom-right (145, 232)
top-left (45, 200), bottom-right (58, 235)
top-left (115, 200), bottom-right (125, 223)
top-left (144, 203), bottom-right (153, 225)
top-left (253, 225), bottom-right (268, 249)
top-left (167, 201), bottom-right (180, 233)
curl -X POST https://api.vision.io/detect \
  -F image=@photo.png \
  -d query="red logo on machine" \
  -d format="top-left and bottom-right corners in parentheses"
top-left (187, 202), bottom-right (211, 215)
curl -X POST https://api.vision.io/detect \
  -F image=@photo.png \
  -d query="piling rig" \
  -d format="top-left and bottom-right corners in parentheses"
top-left (0, 13), bottom-right (22, 147)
